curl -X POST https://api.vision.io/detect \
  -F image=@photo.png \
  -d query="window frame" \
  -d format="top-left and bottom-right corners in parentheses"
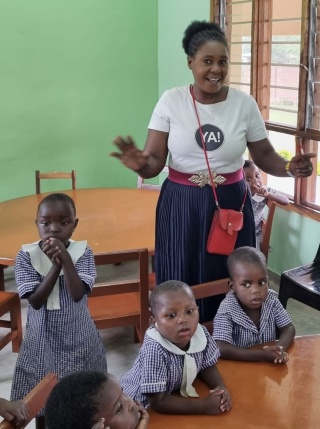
top-left (211, 0), bottom-right (320, 214)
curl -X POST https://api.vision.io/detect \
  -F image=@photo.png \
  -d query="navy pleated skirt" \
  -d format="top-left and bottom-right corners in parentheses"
top-left (155, 178), bottom-right (256, 323)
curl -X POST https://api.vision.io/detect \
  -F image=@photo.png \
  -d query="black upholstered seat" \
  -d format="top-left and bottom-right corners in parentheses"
top-left (278, 244), bottom-right (320, 311)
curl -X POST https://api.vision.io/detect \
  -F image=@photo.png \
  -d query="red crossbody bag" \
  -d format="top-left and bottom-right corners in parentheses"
top-left (191, 86), bottom-right (247, 255)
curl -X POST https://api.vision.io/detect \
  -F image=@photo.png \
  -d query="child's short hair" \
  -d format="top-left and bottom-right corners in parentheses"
top-left (243, 159), bottom-right (254, 169)
top-left (45, 370), bottom-right (108, 429)
top-left (37, 192), bottom-right (76, 214)
top-left (227, 246), bottom-right (266, 279)
top-left (149, 280), bottom-right (193, 315)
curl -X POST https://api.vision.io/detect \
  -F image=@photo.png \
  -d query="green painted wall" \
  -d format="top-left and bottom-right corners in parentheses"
top-left (158, 0), bottom-right (210, 97)
top-left (0, 0), bottom-right (158, 200)
top-left (268, 207), bottom-right (320, 275)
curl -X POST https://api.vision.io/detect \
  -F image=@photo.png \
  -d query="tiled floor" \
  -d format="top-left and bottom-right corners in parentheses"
top-left (0, 264), bottom-right (319, 427)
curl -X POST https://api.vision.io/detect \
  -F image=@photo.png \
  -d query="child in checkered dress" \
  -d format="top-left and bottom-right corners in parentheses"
top-left (213, 246), bottom-right (295, 362)
top-left (10, 193), bottom-right (107, 414)
top-left (243, 160), bottom-right (290, 250)
top-left (120, 281), bottom-right (231, 415)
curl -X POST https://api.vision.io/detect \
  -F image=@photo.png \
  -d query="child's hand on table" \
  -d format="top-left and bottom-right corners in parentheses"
top-left (263, 345), bottom-right (289, 364)
top-left (202, 387), bottom-right (232, 414)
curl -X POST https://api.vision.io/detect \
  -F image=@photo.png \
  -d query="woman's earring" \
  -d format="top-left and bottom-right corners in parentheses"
top-left (155, 322), bottom-right (158, 329)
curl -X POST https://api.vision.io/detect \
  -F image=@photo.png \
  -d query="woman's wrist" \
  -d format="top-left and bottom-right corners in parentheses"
top-left (285, 161), bottom-right (295, 178)
top-left (134, 161), bottom-right (150, 173)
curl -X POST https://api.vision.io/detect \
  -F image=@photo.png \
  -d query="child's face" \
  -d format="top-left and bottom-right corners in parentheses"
top-left (95, 376), bottom-right (141, 429)
top-left (36, 201), bottom-right (78, 246)
top-left (244, 164), bottom-right (262, 195)
top-left (230, 261), bottom-right (268, 311)
top-left (153, 289), bottom-right (199, 350)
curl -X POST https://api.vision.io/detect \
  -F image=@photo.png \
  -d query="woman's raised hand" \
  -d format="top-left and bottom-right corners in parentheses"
top-left (110, 136), bottom-right (149, 172)
top-left (288, 153), bottom-right (316, 178)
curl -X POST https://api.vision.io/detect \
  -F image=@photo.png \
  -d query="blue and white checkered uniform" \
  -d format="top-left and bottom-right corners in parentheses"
top-left (120, 325), bottom-right (219, 408)
top-left (213, 289), bottom-right (292, 348)
top-left (10, 244), bottom-right (107, 407)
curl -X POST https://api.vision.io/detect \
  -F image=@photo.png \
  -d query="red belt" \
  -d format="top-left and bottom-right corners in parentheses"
top-left (168, 167), bottom-right (243, 187)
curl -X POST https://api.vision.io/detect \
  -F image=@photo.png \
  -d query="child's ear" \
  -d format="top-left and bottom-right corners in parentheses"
top-left (228, 279), bottom-right (235, 293)
top-left (149, 313), bottom-right (156, 326)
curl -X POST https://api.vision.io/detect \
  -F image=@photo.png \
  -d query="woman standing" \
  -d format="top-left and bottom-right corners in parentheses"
top-left (111, 21), bottom-right (314, 322)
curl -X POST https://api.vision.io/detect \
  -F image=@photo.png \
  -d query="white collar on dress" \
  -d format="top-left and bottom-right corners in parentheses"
top-left (147, 324), bottom-right (207, 397)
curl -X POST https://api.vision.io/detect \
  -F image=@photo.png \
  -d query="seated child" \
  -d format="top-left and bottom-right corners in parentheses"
top-left (45, 370), bottom-right (149, 429)
top-left (120, 280), bottom-right (231, 415)
top-left (0, 398), bottom-right (28, 428)
top-left (243, 160), bottom-right (290, 250)
top-left (213, 246), bottom-right (295, 363)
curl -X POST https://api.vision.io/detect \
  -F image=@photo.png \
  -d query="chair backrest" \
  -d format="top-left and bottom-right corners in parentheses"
top-left (192, 278), bottom-right (229, 334)
top-left (0, 373), bottom-right (58, 429)
top-left (260, 200), bottom-right (276, 261)
top-left (89, 249), bottom-right (149, 343)
top-left (137, 166), bottom-right (168, 190)
top-left (35, 170), bottom-right (76, 194)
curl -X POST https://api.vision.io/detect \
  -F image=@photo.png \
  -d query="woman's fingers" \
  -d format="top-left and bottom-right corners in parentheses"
top-left (113, 135), bottom-right (136, 152)
top-left (110, 151), bottom-right (122, 159)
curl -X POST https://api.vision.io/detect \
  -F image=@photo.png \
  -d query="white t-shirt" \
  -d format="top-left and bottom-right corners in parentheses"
top-left (148, 85), bottom-right (268, 174)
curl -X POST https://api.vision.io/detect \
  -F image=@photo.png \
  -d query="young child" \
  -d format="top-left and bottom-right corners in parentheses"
top-left (45, 370), bottom-right (149, 429)
top-left (0, 398), bottom-right (28, 428)
top-left (243, 160), bottom-right (290, 249)
top-left (213, 246), bottom-right (295, 362)
top-left (120, 281), bottom-right (231, 415)
top-left (10, 193), bottom-right (107, 408)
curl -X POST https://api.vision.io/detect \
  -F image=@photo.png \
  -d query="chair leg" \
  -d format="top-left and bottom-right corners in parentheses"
top-left (133, 325), bottom-right (140, 344)
top-left (278, 287), bottom-right (289, 309)
top-left (0, 266), bottom-right (5, 291)
top-left (10, 296), bottom-right (22, 352)
top-left (278, 275), bottom-right (290, 309)
top-left (36, 416), bottom-right (46, 429)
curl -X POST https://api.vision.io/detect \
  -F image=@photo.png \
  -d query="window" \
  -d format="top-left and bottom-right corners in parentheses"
top-left (227, 0), bottom-right (253, 95)
top-left (211, 0), bottom-right (320, 211)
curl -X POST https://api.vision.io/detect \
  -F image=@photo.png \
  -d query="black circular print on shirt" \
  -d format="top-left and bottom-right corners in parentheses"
top-left (195, 124), bottom-right (225, 151)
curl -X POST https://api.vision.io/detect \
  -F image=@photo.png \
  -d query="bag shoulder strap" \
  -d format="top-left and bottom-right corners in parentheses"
top-left (190, 85), bottom-right (247, 212)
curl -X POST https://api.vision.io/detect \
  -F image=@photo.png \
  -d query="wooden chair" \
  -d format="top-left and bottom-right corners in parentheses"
top-left (0, 373), bottom-right (58, 429)
top-left (137, 166), bottom-right (168, 190)
top-left (192, 278), bottom-right (230, 334)
top-left (260, 200), bottom-right (277, 261)
top-left (278, 244), bottom-right (320, 311)
top-left (88, 249), bottom-right (149, 344)
top-left (35, 170), bottom-right (76, 194)
top-left (0, 292), bottom-right (22, 353)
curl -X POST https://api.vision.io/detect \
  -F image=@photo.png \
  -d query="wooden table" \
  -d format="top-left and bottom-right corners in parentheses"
top-left (148, 335), bottom-right (320, 429)
top-left (0, 188), bottom-right (160, 290)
